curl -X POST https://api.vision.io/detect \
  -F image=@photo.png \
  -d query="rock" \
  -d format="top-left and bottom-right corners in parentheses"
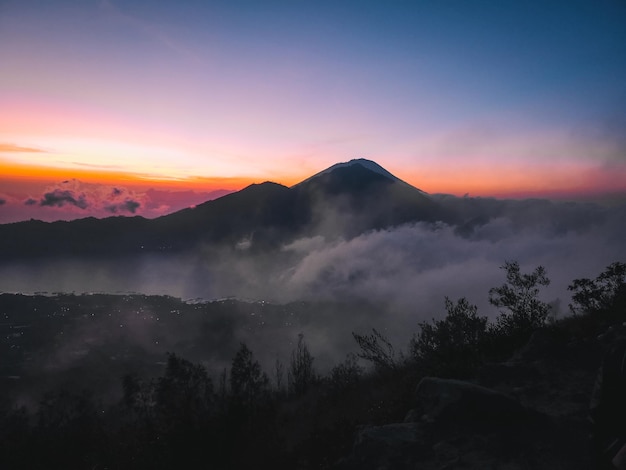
top-left (477, 361), bottom-right (541, 388)
top-left (334, 422), bottom-right (429, 470)
top-left (337, 376), bottom-right (590, 470)
top-left (416, 376), bottom-right (539, 431)
top-left (511, 328), bottom-right (566, 362)
top-left (403, 408), bottom-right (420, 423)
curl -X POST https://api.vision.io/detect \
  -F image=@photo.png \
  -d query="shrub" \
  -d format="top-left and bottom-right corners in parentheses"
top-left (411, 297), bottom-right (487, 377)
top-left (568, 261), bottom-right (626, 314)
top-left (329, 353), bottom-right (363, 393)
top-left (352, 328), bottom-right (396, 372)
top-left (489, 261), bottom-right (551, 336)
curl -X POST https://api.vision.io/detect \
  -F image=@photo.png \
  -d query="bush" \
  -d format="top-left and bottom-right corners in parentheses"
top-left (568, 261), bottom-right (626, 314)
top-left (352, 328), bottom-right (396, 372)
top-left (489, 261), bottom-right (551, 336)
top-left (411, 297), bottom-right (487, 377)
top-left (329, 353), bottom-right (363, 393)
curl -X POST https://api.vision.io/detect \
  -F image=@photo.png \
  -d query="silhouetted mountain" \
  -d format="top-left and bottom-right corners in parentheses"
top-left (0, 159), bottom-right (446, 260)
top-left (296, 158), bottom-right (416, 188)
top-left (292, 159), bottom-right (439, 237)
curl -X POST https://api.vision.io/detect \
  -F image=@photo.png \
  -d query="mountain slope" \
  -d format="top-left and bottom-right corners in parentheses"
top-left (0, 160), bottom-right (445, 260)
top-left (294, 158), bottom-right (417, 189)
top-left (292, 159), bottom-right (440, 236)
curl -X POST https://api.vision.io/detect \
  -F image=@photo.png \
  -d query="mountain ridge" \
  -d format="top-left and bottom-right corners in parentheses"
top-left (0, 159), bottom-right (444, 260)
top-left (293, 158), bottom-right (420, 191)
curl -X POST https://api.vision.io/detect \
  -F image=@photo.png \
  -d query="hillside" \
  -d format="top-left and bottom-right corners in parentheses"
top-left (0, 159), bottom-right (445, 261)
top-left (0, 262), bottom-right (624, 469)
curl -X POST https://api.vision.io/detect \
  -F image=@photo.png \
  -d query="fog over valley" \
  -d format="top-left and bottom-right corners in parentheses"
top-left (1, 185), bottom-right (624, 394)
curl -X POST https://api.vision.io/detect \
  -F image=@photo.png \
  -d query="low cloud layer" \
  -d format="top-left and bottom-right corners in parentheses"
top-left (1, 196), bottom-right (624, 366)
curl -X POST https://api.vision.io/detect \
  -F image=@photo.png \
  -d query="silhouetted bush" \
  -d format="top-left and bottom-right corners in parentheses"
top-left (487, 261), bottom-right (551, 354)
top-left (411, 297), bottom-right (487, 377)
top-left (328, 353), bottom-right (363, 394)
top-left (352, 328), bottom-right (397, 372)
top-left (568, 261), bottom-right (626, 314)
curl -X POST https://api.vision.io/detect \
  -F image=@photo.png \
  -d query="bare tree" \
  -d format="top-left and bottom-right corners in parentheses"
top-left (352, 328), bottom-right (396, 371)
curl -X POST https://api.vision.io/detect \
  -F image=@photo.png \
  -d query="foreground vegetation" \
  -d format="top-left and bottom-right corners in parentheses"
top-left (1, 261), bottom-right (624, 469)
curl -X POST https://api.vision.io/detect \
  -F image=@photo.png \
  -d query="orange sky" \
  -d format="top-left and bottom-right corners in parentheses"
top-left (1, 1), bottom-right (625, 223)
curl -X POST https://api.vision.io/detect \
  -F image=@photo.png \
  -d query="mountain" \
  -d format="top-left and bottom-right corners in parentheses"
top-left (0, 159), bottom-right (445, 261)
top-left (292, 159), bottom-right (439, 237)
top-left (295, 158), bottom-right (417, 189)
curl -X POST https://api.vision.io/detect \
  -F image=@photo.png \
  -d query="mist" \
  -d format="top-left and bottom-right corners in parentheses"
top-left (1, 196), bottom-right (624, 382)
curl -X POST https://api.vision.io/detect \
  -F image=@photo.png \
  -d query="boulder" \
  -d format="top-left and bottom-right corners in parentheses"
top-left (415, 376), bottom-right (538, 431)
top-left (510, 328), bottom-right (566, 362)
top-left (336, 377), bottom-right (588, 469)
top-left (334, 423), bottom-right (428, 470)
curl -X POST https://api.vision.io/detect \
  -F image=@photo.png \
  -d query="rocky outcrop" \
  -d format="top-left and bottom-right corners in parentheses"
top-left (335, 423), bottom-right (427, 470)
top-left (336, 375), bottom-right (591, 470)
top-left (411, 377), bottom-right (535, 428)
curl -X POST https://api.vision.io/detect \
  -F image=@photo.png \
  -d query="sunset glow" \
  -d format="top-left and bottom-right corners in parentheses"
top-left (1, 0), bottom-right (625, 223)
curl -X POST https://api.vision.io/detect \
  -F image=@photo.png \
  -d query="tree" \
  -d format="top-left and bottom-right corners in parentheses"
top-left (35, 389), bottom-right (103, 468)
top-left (288, 333), bottom-right (315, 396)
top-left (230, 343), bottom-right (269, 408)
top-left (274, 358), bottom-right (285, 393)
top-left (154, 353), bottom-right (215, 428)
top-left (122, 373), bottom-right (155, 422)
top-left (411, 297), bottom-right (487, 377)
top-left (352, 328), bottom-right (396, 372)
top-left (568, 262), bottom-right (626, 314)
top-left (488, 261), bottom-right (551, 335)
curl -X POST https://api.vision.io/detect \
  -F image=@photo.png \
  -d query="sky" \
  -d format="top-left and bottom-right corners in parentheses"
top-left (1, 0), bottom-right (625, 223)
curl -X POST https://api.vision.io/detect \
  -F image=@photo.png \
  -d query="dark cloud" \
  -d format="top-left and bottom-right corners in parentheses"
top-left (40, 189), bottom-right (89, 209)
top-left (0, 198), bottom-right (5, 206)
top-left (112, 188), bottom-right (123, 196)
top-left (24, 198), bottom-right (38, 206)
top-left (123, 199), bottom-right (140, 213)
top-left (104, 198), bottom-right (141, 214)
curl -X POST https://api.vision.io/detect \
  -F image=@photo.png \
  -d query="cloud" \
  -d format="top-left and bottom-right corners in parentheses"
top-left (187, 196), bottom-right (626, 330)
top-left (0, 179), bottom-right (233, 224)
top-left (0, 198), bottom-right (5, 206)
top-left (99, 0), bottom-right (201, 63)
top-left (0, 143), bottom-right (47, 153)
top-left (35, 180), bottom-right (143, 215)
top-left (40, 189), bottom-right (89, 209)
top-left (1, 195), bottom-right (624, 378)
top-left (104, 198), bottom-right (141, 214)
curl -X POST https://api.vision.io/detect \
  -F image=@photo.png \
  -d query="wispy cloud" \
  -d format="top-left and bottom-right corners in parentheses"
top-left (70, 161), bottom-right (126, 170)
top-left (99, 0), bottom-right (202, 64)
top-left (0, 143), bottom-right (47, 153)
